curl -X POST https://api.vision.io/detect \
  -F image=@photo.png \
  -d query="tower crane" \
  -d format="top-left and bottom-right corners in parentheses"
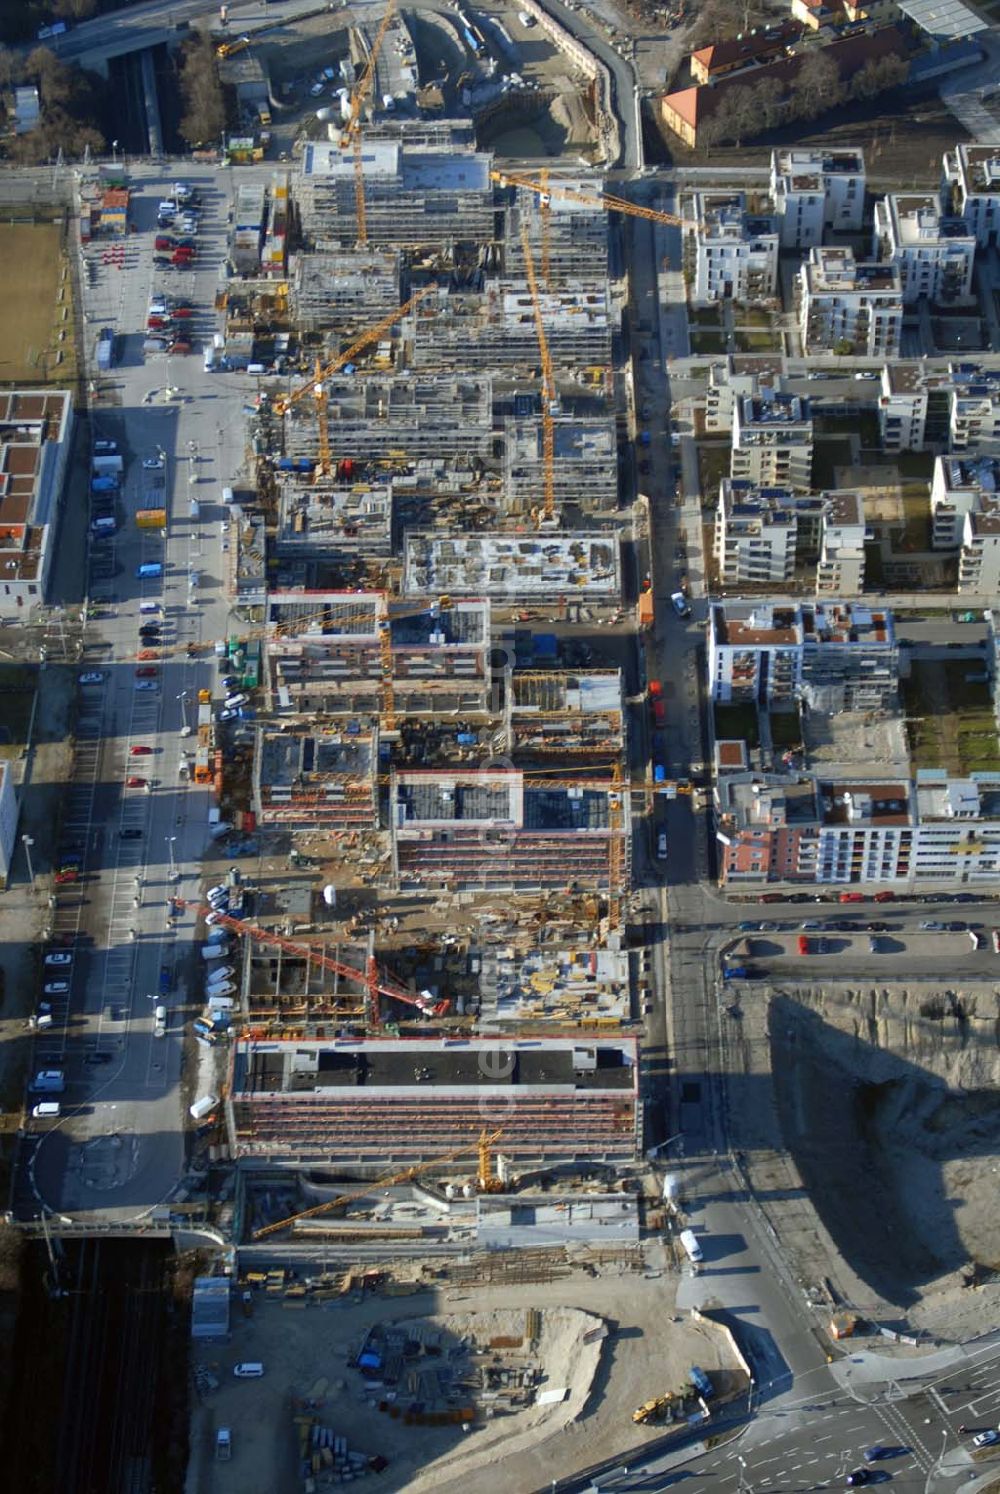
top-left (272, 287), bottom-right (432, 477)
top-left (177, 906), bottom-right (450, 1028)
top-left (340, 0), bottom-right (397, 244)
top-left (518, 218), bottom-right (557, 526)
top-left (251, 1128), bottom-right (504, 1241)
top-left (491, 169), bottom-right (695, 231)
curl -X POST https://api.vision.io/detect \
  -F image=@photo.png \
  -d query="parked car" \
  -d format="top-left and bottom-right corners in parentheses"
top-left (119, 828), bottom-right (143, 839)
top-left (125, 776), bottom-right (146, 788)
top-left (142, 457), bottom-right (163, 471)
top-left (920, 920), bottom-right (944, 931)
top-left (973, 1430), bottom-right (999, 1448)
top-left (135, 666), bottom-right (158, 678)
top-left (43, 981), bottom-right (70, 996)
top-left (44, 952), bottom-right (73, 967)
top-left (78, 671), bottom-right (104, 685)
top-left (134, 680), bottom-right (158, 691)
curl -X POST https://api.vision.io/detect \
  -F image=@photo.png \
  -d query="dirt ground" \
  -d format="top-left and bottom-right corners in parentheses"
top-left (188, 1265), bottom-right (737, 1494)
top-left (0, 223), bottom-right (66, 383)
top-left (723, 977), bottom-right (1000, 1339)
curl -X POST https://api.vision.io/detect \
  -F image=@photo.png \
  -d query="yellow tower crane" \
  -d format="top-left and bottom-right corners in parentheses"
top-left (340, 0), bottom-right (398, 245)
top-left (491, 169), bottom-right (695, 230)
top-left (252, 1129), bottom-right (504, 1240)
top-left (518, 217), bottom-right (557, 526)
top-left (272, 287), bottom-right (432, 476)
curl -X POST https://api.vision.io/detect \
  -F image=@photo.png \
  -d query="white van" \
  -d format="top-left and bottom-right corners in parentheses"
top-left (679, 1228), bottom-right (703, 1264)
top-left (221, 486), bottom-right (234, 507)
top-left (154, 1004), bottom-right (167, 1037)
top-left (139, 601), bottom-right (161, 616)
top-left (32, 1101), bottom-right (61, 1119)
top-left (189, 1093), bottom-right (219, 1120)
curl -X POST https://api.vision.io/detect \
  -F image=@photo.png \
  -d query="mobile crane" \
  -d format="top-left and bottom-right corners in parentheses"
top-left (251, 1128), bottom-right (504, 1240)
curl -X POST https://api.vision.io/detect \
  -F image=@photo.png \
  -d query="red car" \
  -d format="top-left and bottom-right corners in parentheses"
top-left (873, 890), bottom-right (896, 903)
top-left (797, 934), bottom-right (809, 955)
top-left (125, 776), bottom-right (146, 788)
top-left (168, 341), bottom-right (192, 356)
top-left (147, 316), bottom-right (166, 330)
top-left (54, 869), bottom-right (79, 885)
top-left (171, 249), bottom-right (193, 265)
top-left (154, 236), bottom-right (174, 251)
top-left (171, 305), bottom-right (194, 318)
top-left (129, 745), bottom-right (152, 756)
top-left (135, 666), bottom-right (158, 678)
top-left (839, 892), bottom-right (864, 904)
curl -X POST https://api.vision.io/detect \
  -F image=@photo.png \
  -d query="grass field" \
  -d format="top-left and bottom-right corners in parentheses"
top-left (0, 224), bottom-right (65, 383)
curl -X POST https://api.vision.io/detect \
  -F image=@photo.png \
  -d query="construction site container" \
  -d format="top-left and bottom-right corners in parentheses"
top-left (136, 508), bottom-right (167, 530)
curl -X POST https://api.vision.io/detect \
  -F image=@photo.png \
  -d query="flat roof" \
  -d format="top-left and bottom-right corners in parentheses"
top-left (896, 0), bottom-right (987, 38)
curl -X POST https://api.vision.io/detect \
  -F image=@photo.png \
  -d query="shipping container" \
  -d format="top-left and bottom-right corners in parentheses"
top-left (136, 508), bottom-right (167, 530)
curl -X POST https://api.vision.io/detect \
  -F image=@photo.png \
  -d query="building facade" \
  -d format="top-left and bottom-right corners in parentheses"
top-left (688, 192), bottom-right (779, 305)
top-left (770, 147), bottom-right (866, 248)
top-left (0, 389), bottom-right (73, 619)
top-left (943, 144), bottom-right (1000, 247)
top-left (731, 392), bottom-right (814, 491)
top-left (797, 245), bottom-right (903, 359)
top-left (873, 193), bottom-right (976, 303)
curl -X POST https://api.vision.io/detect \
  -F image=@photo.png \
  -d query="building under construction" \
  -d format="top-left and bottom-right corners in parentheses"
top-left (227, 1035), bottom-right (639, 1167)
top-left (289, 248), bottom-right (402, 339)
top-left (403, 532), bottom-right (621, 599)
top-left (274, 474), bottom-right (394, 567)
top-left (281, 374), bottom-right (494, 464)
top-left (389, 767), bottom-right (629, 893)
top-left (509, 670), bottom-right (624, 763)
top-left (504, 416), bottom-right (618, 520)
top-left (252, 727), bottom-right (379, 832)
top-left (257, 590), bottom-right (491, 720)
top-left (408, 280), bottom-right (613, 373)
top-left (296, 138), bottom-right (496, 251)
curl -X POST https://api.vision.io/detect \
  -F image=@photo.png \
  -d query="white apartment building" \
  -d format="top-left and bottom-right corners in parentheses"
top-left (708, 600), bottom-right (897, 710)
top-left (950, 367), bottom-right (1000, 454)
top-left (958, 500), bottom-right (1000, 593)
top-left (731, 391), bottom-right (813, 491)
top-left (689, 192), bottom-right (779, 305)
top-left (797, 245), bottom-right (903, 359)
top-left (714, 480), bottom-right (865, 593)
top-left (930, 455), bottom-right (1000, 549)
top-left (942, 143), bottom-right (1000, 247)
top-left (714, 480), bottom-right (801, 585)
top-left (873, 193), bottom-right (976, 304)
top-left (0, 389), bottom-right (73, 619)
top-left (879, 363), bottom-right (1000, 454)
top-left (770, 147), bottom-right (866, 249)
top-left (718, 770), bottom-right (1000, 890)
top-left (816, 489), bottom-right (867, 596)
top-left (0, 761), bottom-right (18, 887)
top-left (704, 356), bottom-right (786, 434)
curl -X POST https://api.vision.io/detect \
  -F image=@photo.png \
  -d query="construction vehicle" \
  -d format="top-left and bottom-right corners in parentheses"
top-left (491, 169), bottom-right (694, 232)
top-left (270, 288), bottom-right (432, 477)
top-left (518, 218), bottom-right (557, 525)
top-left (632, 1392), bottom-right (679, 1425)
top-left (252, 1128), bottom-right (503, 1240)
top-left (216, 33), bottom-right (250, 58)
top-left (340, 0), bottom-right (397, 244)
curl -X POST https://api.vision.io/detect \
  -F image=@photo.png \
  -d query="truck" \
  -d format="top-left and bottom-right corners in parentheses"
top-left (95, 329), bottom-right (115, 372)
top-left (678, 1228), bottom-right (703, 1264)
top-left (216, 1427), bottom-right (232, 1460)
top-left (689, 1365), bottom-right (714, 1400)
top-left (136, 508), bottom-right (167, 530)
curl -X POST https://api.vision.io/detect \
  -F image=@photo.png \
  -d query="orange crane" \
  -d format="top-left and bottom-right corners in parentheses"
top-left (216, 33), bottom-right (251, 57)
top-left (179, 906), bottom-right (450, 1028)
top-left (518, 217), bottom-right (557, 525)
top-left (491, 169), bottom-right (694, 230)
top-left (251, 1128), bottom-right (504, 1240)
top-left (272, 287), bottom-right (432, 477)
top-left (340, 0), bottom-right (397, 244)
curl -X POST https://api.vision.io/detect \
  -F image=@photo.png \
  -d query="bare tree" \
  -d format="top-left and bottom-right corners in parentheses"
top-left (177, 35), bottom-right (226, 148)
top-left (689, 0), bottom-right (771, 52)
top-left (51, 0), bottom-right (98, 18)
top-left (747, 75), bottom-right (785, 133)
top-left (788, 50), bottom-right (843, 122)
top-left (850, 53), bottom-right (908, 101)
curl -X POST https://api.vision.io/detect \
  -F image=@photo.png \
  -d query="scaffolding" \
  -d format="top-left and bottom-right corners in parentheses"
top-left (282, 375), bottom-right (494, 464)
top-left (290, 249), bottom-right (401, 337)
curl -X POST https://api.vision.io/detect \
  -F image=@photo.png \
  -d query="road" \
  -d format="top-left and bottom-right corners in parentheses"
top-left (27, 161), bottom-right (259, 1224)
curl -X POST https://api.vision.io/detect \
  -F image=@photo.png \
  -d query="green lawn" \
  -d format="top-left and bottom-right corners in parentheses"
top-left (770, 709), bottom-right (802, 748)
top-left (690, 329), bottom-right (726, 354)
top-left (689, 305), bottom-right (722, 327)
top-left (902, 662), bottom-right (1000, 773)
top-left (715, 703), bottom-right (760, 749)
top-left (697, 443), bottom-right (731, 503)
top-left (732, 329), bottom-right (781, 352)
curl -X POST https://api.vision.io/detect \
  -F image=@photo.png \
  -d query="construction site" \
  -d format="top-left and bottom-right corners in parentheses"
top-left (167, 15), bottom-right (707, 1487)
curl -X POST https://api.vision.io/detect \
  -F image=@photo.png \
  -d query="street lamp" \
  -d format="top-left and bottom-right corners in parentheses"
top-left (166, 835), bottom-right (178, 882)
top-left (22, 834), bottom-right (35, 887)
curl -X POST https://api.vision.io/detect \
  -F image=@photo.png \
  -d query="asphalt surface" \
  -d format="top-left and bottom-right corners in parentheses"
top-left (29, 160), bottom-right (263, 1223)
